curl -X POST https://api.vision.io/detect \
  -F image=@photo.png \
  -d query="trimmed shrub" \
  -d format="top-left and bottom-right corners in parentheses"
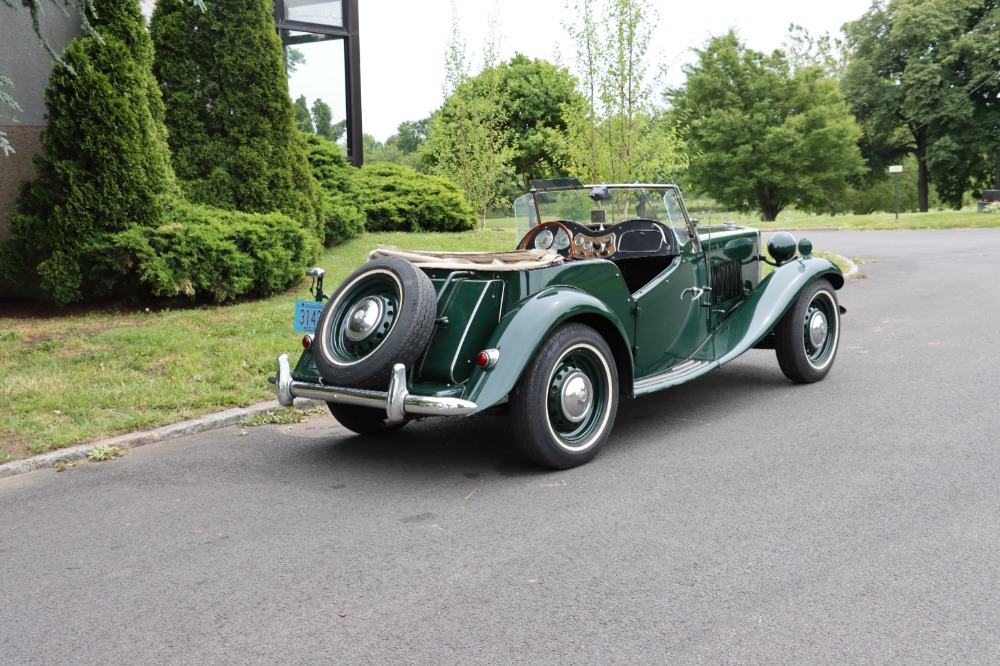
top-left (0, 0), bottom-right (178, 306)
top-left (113, 201), bottom-right (312, 303)
top-left (301, 133), bottom-right (365, 244)
top-left (355, 163), bottom-right (475, 233)
top-left (150, 0), bottom-right (322, 242)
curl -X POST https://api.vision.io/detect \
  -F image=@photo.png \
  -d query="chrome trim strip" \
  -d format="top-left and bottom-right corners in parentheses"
top-left (268, 355), bottom-right (477, 417)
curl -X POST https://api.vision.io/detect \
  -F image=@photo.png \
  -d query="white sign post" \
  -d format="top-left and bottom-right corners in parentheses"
top-left (889, 165), bottom-right (903, 220)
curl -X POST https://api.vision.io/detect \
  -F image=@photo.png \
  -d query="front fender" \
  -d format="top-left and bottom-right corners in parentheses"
top-left (714, 256), bottom-right (843, 365)
top-left (462, 287), bottom-right (633, 413)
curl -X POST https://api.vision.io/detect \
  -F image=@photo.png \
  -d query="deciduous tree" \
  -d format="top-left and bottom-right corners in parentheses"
top-left (669, 32), bottom-right (865, 221)
top-left (562, 0), bottom-right (684, 183)
top-left (842, 0), bottom-right (1000, 210)
top-left (424, 6), bottom-right (516, 229)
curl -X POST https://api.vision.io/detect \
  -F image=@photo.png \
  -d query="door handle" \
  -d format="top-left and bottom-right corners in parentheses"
top-left (680, 286), bottom-right (712, 301)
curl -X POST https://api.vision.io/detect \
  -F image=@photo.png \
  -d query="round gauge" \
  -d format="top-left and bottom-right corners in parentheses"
top-left (555, 230), bottom-right (571, 250)
top-left (574, 235), bottom-right (584, 247)
top-left (534, 229), bottom-right (554, 250)
top-left (584, 240), bottom-right (593, 251)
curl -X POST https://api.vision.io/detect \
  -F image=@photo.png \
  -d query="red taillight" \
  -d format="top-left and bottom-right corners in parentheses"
top-left (302, 335), bottom-right (313, 349)
top-left (476, 348), bottom-right (499, 368)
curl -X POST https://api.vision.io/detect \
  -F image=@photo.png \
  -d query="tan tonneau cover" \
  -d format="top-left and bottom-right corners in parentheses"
top-left (369, 245), bottom-right (564, 271)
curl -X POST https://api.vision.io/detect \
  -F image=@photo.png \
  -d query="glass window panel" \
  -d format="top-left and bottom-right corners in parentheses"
top-left (283, 31), bottom-right (348, 148)
top-left (283, 0), bottom-right (343, 28)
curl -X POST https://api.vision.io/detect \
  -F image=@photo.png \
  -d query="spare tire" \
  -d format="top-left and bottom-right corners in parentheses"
top-left (313, 256), bottom-right (436, 389)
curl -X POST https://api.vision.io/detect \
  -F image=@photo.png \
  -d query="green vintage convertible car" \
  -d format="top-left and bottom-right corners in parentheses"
top-left (270, 179), bottom-right (844, 468)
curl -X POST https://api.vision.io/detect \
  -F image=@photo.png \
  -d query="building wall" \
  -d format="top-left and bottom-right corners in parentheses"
top-left (0, 8), bottom-right (83, 239)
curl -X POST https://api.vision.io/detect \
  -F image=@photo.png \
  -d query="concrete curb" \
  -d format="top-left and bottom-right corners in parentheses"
top-left (0, 398), bottom-right (327, 480)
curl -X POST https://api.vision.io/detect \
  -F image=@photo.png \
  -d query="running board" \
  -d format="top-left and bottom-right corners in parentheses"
top-left (633, 359), bottom-right (718, 396)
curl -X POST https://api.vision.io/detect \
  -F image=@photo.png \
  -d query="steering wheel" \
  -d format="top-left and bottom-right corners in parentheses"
top-left (518, 221), bottom-right (574, 259)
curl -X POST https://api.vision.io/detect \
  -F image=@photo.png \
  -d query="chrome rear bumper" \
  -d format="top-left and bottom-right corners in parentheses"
top-left (268, 354), bottom-right (477, 420)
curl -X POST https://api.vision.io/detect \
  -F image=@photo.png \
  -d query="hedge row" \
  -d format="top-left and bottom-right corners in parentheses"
top-left (114, 201), bottom-right (314, 302)
top-left (302, 135), bottom-right (475, 239)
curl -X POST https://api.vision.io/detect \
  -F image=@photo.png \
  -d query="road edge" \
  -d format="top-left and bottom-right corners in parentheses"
top-left (0, 398), bottom-right (326, 480)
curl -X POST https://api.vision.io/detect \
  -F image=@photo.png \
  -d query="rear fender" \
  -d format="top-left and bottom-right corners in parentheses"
top-left (714, 257), bottom-right (844, 365)
top-left (462, 287), bottom-right (633, 414)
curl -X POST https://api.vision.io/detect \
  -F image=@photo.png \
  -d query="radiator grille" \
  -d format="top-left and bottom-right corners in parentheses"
top-left (711, 259), bottom-right (742, 302)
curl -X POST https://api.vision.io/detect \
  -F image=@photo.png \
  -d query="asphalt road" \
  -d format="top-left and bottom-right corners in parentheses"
top-left (3, 229), bottom-right (999, 665)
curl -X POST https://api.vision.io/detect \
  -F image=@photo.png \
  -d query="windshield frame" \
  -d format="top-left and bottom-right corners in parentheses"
top-left (514, 183), bottom-right (697, 248)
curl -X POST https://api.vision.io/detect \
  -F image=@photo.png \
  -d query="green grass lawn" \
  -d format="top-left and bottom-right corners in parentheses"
top-left (1, 209), bottom-right (997, 462)
top-left (751, 207), bottom-right (997, 231)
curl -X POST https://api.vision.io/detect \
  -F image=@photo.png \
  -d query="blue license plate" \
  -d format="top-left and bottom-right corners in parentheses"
top-left (294, 300), bottom-right (325, 333)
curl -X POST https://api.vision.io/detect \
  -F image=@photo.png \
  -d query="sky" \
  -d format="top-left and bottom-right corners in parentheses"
top-left (293, 0), bottom-right (877, 142)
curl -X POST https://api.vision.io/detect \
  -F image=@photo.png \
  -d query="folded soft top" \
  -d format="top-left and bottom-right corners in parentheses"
top-left (368, 245), bottom-right (564, 271)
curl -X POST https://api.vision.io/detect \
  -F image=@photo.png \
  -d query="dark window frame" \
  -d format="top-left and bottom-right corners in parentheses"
top-left (274, 0), bottom-right (363, 166)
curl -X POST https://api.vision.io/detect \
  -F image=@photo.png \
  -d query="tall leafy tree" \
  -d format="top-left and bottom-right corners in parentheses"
top-left (496, 54), bottom-right (582, 183)
top-left (424, 55), bottom-right (581, 188)
top-left (562, 0), bottom-right (684, 183)
top-left (0, 0), bottom-right (178, 304)
top-left (669, 32), bottom-right (865, 221)
top-left (842, 0), bottom-right (1000, 210)
top-left (424, 6), bottom-right (516, 229)
top-left (150, 0), bottom-right (320, 239)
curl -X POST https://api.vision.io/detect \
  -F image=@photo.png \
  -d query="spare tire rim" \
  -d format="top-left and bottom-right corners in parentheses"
top-left (345, 296), bottom-right (385, 342)
top-left (328, 274), bottom-right (400, 363)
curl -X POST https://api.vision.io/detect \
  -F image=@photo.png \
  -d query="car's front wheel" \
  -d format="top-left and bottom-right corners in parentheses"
top-left (510, 323), bottom-right (619, 469)
top-left (774, 278), bottom-right (840, 384)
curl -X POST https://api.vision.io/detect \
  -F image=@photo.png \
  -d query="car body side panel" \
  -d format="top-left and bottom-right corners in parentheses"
top-left (713, 257), bottom-right (844, 365)
top-left (461, 286), bottom-right (634, 414)
top-left (419, 278), bottom-right (505, 384)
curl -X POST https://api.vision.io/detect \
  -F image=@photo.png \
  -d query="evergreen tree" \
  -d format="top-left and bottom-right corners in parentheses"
top-left (150, 0), bottom-right (321, 240)
top-left (0, 0), bottom-right (178, 305)
top-left (311, 98), bottom-right (335, 141)
top-left (294, 95), bottom-right (315, 133)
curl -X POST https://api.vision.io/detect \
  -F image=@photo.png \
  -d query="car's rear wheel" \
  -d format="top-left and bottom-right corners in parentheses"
top-left (327, 403), bottom-right (407, 436)
top-left (774, 278), bottom-right (840, 384)
top-left (510, 323), bottom-right (619, 469)
top-left (313, 257), bottom-right (436, 389)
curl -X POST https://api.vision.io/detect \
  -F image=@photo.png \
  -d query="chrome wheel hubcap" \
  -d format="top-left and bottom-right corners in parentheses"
top-left (807, 310), bottom-right (828, 348)
top-left (345, 297), bottom-right (384, 341)
top-left (560, 370), bottom-right (594, 423)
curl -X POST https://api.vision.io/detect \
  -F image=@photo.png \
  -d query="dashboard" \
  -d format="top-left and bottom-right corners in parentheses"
top-left (518, 219), bottom-right (673, 261)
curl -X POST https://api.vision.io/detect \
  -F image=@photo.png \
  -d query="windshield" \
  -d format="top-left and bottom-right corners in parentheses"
top-left (514, 185), bottom-right (689, 241)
